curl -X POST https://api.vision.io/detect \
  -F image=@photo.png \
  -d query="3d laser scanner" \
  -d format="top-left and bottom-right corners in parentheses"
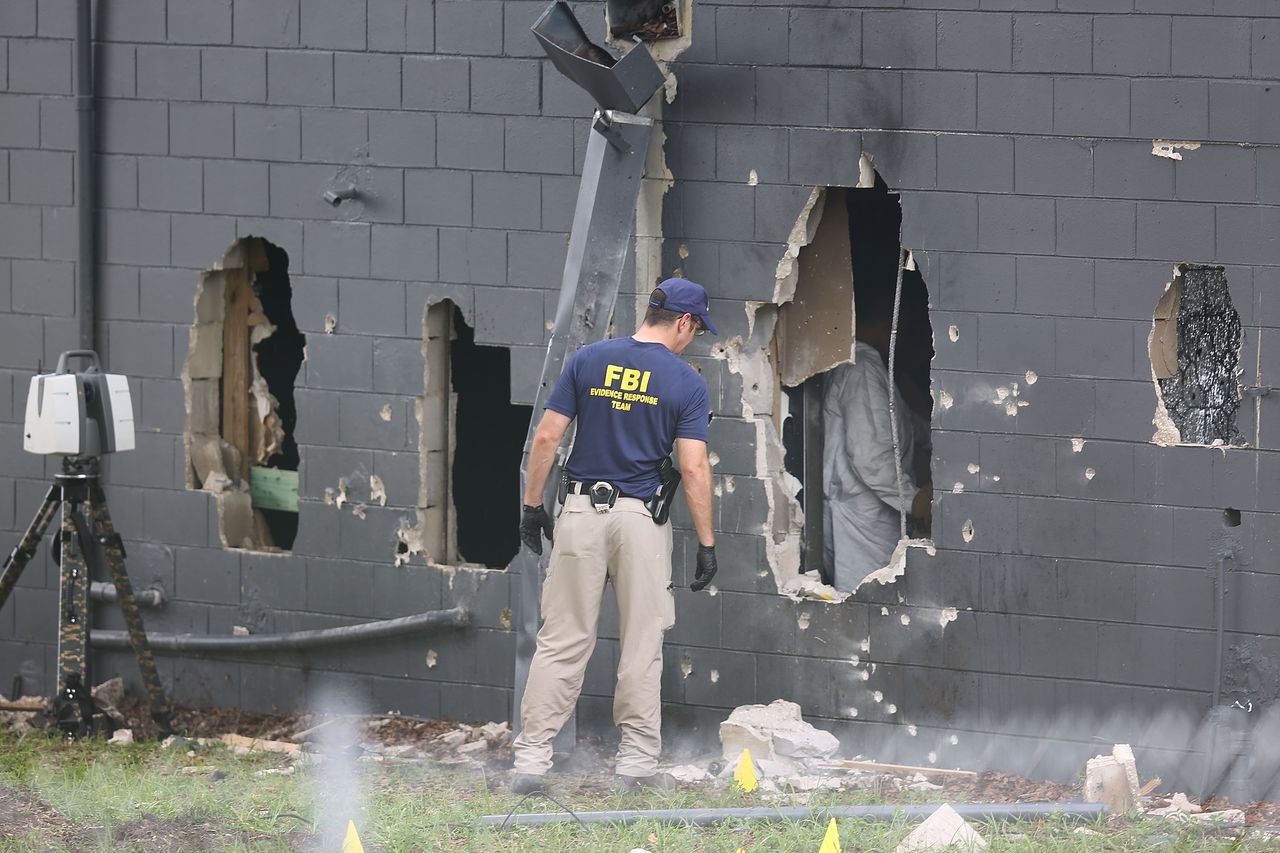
top-left (23, 350), bottom-right (134, 457)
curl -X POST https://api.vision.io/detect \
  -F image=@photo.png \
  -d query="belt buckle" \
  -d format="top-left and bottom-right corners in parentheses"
top-left (589, 481), bottom-right (616, 513)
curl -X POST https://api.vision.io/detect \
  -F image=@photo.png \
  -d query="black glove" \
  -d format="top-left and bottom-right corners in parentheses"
top-left (691, 544), bottom-right (718, 592)
top-left (520, 504), bottom-right (554, 556)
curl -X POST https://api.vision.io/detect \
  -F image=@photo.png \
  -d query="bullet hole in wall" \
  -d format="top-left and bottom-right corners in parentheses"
top-left (1224, 507), bottom-right (1242, 528)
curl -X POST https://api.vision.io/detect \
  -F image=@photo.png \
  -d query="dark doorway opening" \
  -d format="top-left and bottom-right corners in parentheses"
top-left (450, 306), bottom-right (532, 567)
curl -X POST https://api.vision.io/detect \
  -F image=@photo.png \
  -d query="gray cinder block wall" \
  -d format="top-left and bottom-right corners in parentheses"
top-left (3, 0), bottom-right (1280, 783)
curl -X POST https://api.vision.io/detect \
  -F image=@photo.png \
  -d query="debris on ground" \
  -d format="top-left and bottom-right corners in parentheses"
top-left (219, 733), bottom-right (302, 755)
top-left (719, 700), bottom-right (840, 771)
top-left (781, 573), bottom-right (847, 603)
top-left (107, 728), bottom-right (133, 746)
top-left (894, 803), bottom-right (988, 851)
top-left (1084, 743), bottom-right (1141, 813)
top-left (1147, 792), bottom-right (1201, 818)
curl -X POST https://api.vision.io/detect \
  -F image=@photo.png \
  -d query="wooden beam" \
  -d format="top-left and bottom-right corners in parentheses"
top-left (222, 268), bottom-right (252, 482)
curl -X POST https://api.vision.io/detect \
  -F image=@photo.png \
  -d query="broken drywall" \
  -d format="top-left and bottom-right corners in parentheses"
top-left (1148, 264), bottom-right (1243, 446)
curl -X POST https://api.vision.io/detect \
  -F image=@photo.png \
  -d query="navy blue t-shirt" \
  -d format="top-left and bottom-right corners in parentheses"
top-left (546, 337), bottom-right (710, 499)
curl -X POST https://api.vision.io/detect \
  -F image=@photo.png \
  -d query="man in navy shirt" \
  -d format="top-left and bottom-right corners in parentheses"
top-left (511, 278), bottom-right (718, 792)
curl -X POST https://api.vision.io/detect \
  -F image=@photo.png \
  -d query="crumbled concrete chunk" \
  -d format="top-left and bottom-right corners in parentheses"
top-left (894, 804), bottom-right (987, 851)
top-left (720, 699), bottom-right (839, 768)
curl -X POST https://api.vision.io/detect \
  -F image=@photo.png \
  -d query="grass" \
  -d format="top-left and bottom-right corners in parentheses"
top-left (0, 730), bottom-right (1276, 852)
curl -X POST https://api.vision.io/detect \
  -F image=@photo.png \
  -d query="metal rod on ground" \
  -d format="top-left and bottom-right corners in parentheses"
top-left (477, 802), bottom-right (1107, 828)
top-left (89, 607), bottom-right (469, 653)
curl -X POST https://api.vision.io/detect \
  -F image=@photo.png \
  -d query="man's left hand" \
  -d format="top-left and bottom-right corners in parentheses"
top-left (520, 504), bottom-right (554, 555)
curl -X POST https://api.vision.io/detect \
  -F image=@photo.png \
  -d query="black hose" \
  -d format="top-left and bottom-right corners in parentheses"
top-left (476, 802), bottom-right (1106, 828)
top-left (89, 607), bottom-right (469, 653)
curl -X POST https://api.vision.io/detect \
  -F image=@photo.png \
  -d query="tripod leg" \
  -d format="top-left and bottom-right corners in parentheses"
top-left (0, 485), bottom-right (60, 612)
top-left (86, 485), bottom-right (176, 734)
top-left (54, 504), bottom-right (94, 738)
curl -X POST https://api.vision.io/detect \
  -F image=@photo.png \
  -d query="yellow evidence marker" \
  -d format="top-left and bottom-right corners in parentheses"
top-left (342, 820), bottom-right (364, 853)
top-left (817, 817), bottom-right (841, 853)
top-left (733, 747), bottom-right (758, 793)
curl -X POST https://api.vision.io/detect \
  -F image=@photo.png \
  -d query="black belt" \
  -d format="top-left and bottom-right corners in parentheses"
top-left (568, 480), bottom-right (641, 500)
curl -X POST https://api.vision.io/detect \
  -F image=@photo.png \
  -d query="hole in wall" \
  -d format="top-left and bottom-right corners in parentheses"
top-left (182, 237), bottom-right (305, 551)
top-left (1149, 264), bottom-right (1243, 447)
top-left (776, 179), bottom-right (934, 591)
top-left (1224, 507), bottom-right (1242, 528)
top-left (412, 301), bottom-right (531, 568)
top-left (607, 0), bottom-right (682, 40)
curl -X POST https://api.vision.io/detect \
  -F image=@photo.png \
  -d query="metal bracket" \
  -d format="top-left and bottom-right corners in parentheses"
top-left (592, 112), bottom-right (632, 153)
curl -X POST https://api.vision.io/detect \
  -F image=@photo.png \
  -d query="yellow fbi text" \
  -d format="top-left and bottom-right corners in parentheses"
top-left (589, 364), bottom-right (660, 412)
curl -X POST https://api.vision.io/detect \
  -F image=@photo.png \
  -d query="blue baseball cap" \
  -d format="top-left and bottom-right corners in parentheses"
top-left (651, 277), bottom-right (718, 336)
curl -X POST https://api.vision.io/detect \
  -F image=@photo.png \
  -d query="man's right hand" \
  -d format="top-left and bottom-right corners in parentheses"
top-left (691, 544), bottom-right (718, 592)
top-left (520, 504), bottom-right (554, 556)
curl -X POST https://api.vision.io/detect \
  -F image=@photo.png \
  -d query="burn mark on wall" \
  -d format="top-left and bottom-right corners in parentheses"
top-left (1149, 264), bottom-right (1243, 446)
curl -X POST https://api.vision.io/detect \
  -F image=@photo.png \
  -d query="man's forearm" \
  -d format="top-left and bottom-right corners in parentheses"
top-left (523, 433), bottom-right (558, 506)
top-left (683, 464), bottom-right (715, 547)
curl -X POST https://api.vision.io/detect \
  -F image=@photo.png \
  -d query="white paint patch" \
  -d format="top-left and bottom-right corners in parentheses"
top-left (952, 482), bottom-right (965, 494)
top-left (369, 474), bottom-right (387, 506)
top-left (907, 724), bottom-right (918, 737)
top-left (797, 612), bottom-right (811, 630)
top-left (880, 606), bottom-right (890, 616)
top-left (707, 585), bottom-right (718, 597)
top-left (848, 707), bottom-right (859, 718)
top-left (961, 520), bottom-right (975, 543)
top-left (1085, 467), bottom-right (1096, 481)
top-left (939, 390), bottom-right (954, 410)
top-left (708, 451), bottom-right (719, 466)
top-left (861, 638), bottom-right (871, 653)
top-left (425, 649), bottom-right (437, 668)
top-left (949, 735), bottom-right (959, 745)
top-left (948, 324), bottom-right (959, 342)
top-left (710, 669), bottom-right (720, 683)
top-left (900, 614), bottom-right (911, 626)
top-left (886, 703), bottom-right (897, 715)
top-left (747, 169), bottom-right (759, 186)
top-left (849, 655), bottom-right (860, 666)
top-left (872, 691), bottom-right (883, 703)
top-left (324, 313), bottom-right (336, 334)
top-left (967, 463), bottom-right (980, 474)
top-left (1152, 139), bottom-right (1201, 160)
top-left (928, 751), bottom-right (938, 764)
top-left (1025, 370), bottom-right (1038, 384)
top-left (1072, 438), bottom-right (1086, 453)
top-left (858, 669), bottom-right (870, 681)
top-left (681, 655), bottom-right (693, 678)
top-left (939, 607), bottom-right (959, 627)
top-left (379, 403), bottom-right (393, 422)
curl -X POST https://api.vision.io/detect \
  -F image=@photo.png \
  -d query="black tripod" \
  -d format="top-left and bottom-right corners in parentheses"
top-left (0, 456), bottom-right (174, 738)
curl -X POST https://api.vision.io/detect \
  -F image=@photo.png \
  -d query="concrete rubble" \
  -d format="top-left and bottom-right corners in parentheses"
top-left (894, 804), bottom-right (988, 851)
top-left (719, 699), bottom-right (840, 772)
top-left (1084, 743), bottom-right (1141, 813)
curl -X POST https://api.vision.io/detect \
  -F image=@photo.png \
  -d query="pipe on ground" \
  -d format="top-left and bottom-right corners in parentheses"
top-left (89, 607), bottom-right (469, 653)
top-left (90, 582), bottom-right (164, 607)
top-left (477, 802), bottom-right (1106, 828)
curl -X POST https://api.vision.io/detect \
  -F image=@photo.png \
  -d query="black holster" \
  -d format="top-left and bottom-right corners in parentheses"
top-left (645, 456), bottom-right (682, 525)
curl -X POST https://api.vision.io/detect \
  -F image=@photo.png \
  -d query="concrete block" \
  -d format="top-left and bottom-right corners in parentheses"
top-left (439, 227), bottom-right (506, 286)
top-left (234, 105), bottom-right (301, 160)
top-left (138, 157), bottom-right (203, 213)
top-left (977, 195), bottom-right (1053, 254)
top-left (203, 160), bottom-right (269, 217)
top-left (470, 58), bottom-right (539, 115)
top-left (938, 11), bottom-right (1011, 71)
top-left (370, 224), bottom-right (438, 282)
top-left (8, 150), bottom-right (72, 207)
top-left (1053, 77), bottom-right (1129, 138)
top-left (1171, 16), bottom-right (1249, 78)
top-left (1056, 317), bottom-right (1134, 380)
top-left (138, 377), bottom-right (185, 434)
top-left (170, 213), bottom-right (236, 269)
top-left (366, 0), bottom-right (405, 51)
top-left (201, 47), bottom-right (266, 102)
top-left (93, 43), bottom-right (135, 98)
top-left (292, 387), bottom-right (342, 447)
top-left (1093, 140), bottom-right (1173, 200)
top-left (862, 10), bottom-right (935, 69)
top-left (663, 123), bottom-right (716, 183)
top-left (0, 0), bottom-right (36, 35)
top-left (137, 46), bottom-right (202, 100)
top-left (899, 191), bottom-right (977, 252)
top-left (168, 102), bottom-right (234, 159)
top-left (38, 96), bottom-right (76, 151)
top-left (436, 114), bottom-right (504, 171)
top-left (717, 6), bottom-right (787, 66)
top-left (105, 319), bottom-right (174, 378)
top-left (473, 285), bottom-right (543, 345)
top-left (1094, 501), bottom-right (1172, 566)
top-left (369, 112), bottom-right (434, 168)
top-left (99, 99), bottom-right (169, 155)
top-left (435, 0), bottom-right (502, 54)
top-left (304, 333), bottom-right (373, 391)
top-left (682, 648), bottom-right (757, 709)
top-left (96, 209), bottom-right (170, 267)
top-left (300, 0), bottom-right (365, 49)
top-left (97, 264), bottom-right (138, 320)
top-left (540, 61), bottom-right (598, 118)
top-left (788, 8), bottom-right (860, 67)
top-left (96, 155), bottom-right (136, 210)
top-left (504, 117), bottom-right (575, 175)
top-left (8, 39), bottom-right (70, 95)
top-left (267, 50), bottom-right (333, 106)
top-left (667, 64), bottom-right (756, 125)
top-left (306, 557), bottom-right (374, 616)
top-left (903, 71), bottom-right (976, 131)
top-left (1136, 202), bottom-right (1215, 262)
top-left (676, 181), bottom-right (756, 243)
top-left (333, 53), bottom-right (400, 110)
top-left (143, 489), bottom-right (209, 547)
top-left (976, 312), bottom-right (1055, 374)
top-left (1090, 379), bottom-right (1151, 441)
top-left (716, 126), bottom-right (787, 187)
top-left (372, 337), bottom-right (423, 398)
top-left (10, 260), bottom-right (73, 316)
top-left (338, 392), bottom-right (407, 450)
top-left (1216, 204), bottom-right (1280, 266)
top-left (472, 173), bottom-right (540, 231)
top-left (300, 108), bottom-right (368, 162)
top-left (1012, 13), bottom-right (1091, 73)
top-left (787, 128), bottom-right (859, 188)
top-left (1093, 259), bottom-right (1170, 321)
top-left (506, 230), bottom-right (566, 287)
top-left (301, 221), bottom-right (369, 278)
top-left (168, 0), bottom-right (232, 44)
top-left (233, 0), bottom-right (299, 47)
top-left (1175, 145), bottom-right (1256, 204)
top-left (1014, 137), bottom-right (1092, 198)
top-left (1056, 199), bottom-right (1136, 260)
top-left (405, 170), bottom-right (471, 226)
top-left (977, 73), bottom-right (1052, 134)
top-left (43, 206), bottom-right (79, 261)
top-left (502, 0), bottom-right (546, 58)
top-left (829, 69), bottom-right (902, 132)
top-left (1131, 79), bottom-right (1208, 140)
top-left (938, 134), bottom-right (1011, 193)
top-left (755, 68), bottom-right (827, 127)
top-left (337, 277), bottom-right (405, 336)
top-left (1255, 20), bottom-right (1280, 79)
top-left (1094, 15), bottom-right (1170, 76)
top-left (1015, 255), bottom-right (1091, 317)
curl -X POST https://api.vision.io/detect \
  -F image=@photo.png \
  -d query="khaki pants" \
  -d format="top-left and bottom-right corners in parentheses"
top-left (512, 493), bottom-right (675, 777)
